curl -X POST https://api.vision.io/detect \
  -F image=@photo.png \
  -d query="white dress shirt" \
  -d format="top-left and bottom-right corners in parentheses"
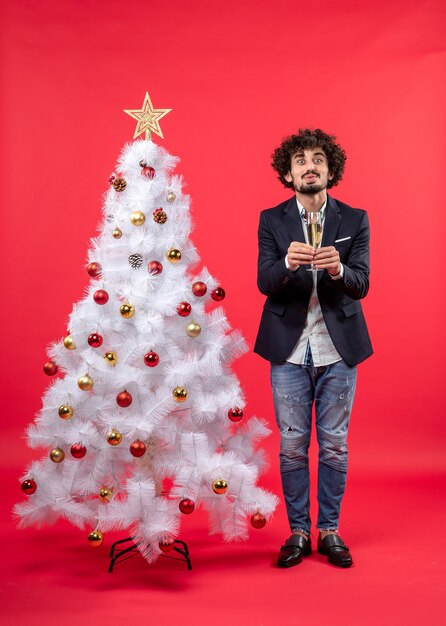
top-left (285, 198), bottom-right (343, 367)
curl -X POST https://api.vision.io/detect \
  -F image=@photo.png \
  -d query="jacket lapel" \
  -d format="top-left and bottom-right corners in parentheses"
top-left (322, 195), bottom-right (342, 247)
top-left (282, 197), bottom-right (306, 243)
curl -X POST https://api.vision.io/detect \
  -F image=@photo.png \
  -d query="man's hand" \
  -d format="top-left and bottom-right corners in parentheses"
top-left (314, 246), bottom-right (341, 275)
top-left (287, 242), bottom-right (315, 270)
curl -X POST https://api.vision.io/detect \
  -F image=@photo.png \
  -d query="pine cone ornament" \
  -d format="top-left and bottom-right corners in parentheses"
top-left (153, 208), bottom-right (168, 224)
top-left (112, 177), bottom-right (127, 192)
top-left (128, 253), bottom-right (144, 269)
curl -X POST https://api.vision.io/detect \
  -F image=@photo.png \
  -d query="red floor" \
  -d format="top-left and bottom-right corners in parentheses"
top-left (2, 468), bottom-right (444, 626)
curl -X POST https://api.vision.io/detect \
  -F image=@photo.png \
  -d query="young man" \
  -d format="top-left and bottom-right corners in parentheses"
top-left (254, 128), bottom-right (372, 568)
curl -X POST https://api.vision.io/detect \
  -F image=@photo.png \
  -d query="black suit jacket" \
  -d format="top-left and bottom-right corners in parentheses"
top-left (254, 195), bottom-right (373, 366)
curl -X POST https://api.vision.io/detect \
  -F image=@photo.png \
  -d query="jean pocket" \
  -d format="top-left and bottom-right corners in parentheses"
top-left (272, 383), bottom-right (313, 408)
top-left (317, 371), bottom-right (356, 407)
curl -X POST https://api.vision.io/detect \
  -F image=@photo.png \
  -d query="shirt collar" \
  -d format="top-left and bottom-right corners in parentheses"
top-left (296, 197), bottom-right (327, 219)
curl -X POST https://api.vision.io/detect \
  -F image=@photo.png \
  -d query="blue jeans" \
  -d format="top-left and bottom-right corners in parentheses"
top-left (270, 356), bottom-right (357, 535)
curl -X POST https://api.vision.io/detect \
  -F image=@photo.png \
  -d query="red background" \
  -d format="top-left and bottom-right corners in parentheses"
top-left (1, 1), bottom-right (445, 624)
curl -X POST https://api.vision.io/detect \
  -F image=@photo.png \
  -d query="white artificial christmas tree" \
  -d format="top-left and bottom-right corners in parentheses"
top-left (15, 93), bottom-right (278, 565)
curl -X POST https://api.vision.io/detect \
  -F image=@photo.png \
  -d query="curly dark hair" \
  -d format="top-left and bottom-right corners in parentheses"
top-left (272, 128), bottom-right (347, 190)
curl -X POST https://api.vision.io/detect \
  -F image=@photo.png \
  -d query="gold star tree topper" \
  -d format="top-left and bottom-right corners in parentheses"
top-left (124, 92), bottom-right (172, 140)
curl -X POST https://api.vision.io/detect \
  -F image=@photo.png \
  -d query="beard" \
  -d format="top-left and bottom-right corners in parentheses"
top-left (293, 180), bottom-right (327, 195)
top-left (290, 172), bottom-right (328, 195)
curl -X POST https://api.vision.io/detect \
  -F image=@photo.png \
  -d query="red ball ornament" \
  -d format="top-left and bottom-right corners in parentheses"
top-left (228, 407), bottom-right (244, 422)
top-left (130, 440), bottom-right (146, 457)
top-left (211, 287), bottom-right (226, 301)
top-left (144, 351), bottom-right (159, 367)
top-left (142, 166), bottom-right (156, 179)
top-left (21, 479), bottom-right (37, 495)
top-left (177, 302), bottom-right (192, 317)
top-left (179, 498), bottom-right (195, 515)
top-left (251, 512), bottom-right (267, 529)
top-left (108, 174), bottom-right (116, 184)
top-left (192, 281), bottom-right (207, 297)
top-left (148, 260), bottom-right (163, 275)
top-left (70, 444), bottom-right (87, 459)
top-left (88, 333), bottom-right (103, 348)
top-left (116, 390), bottom-right (132, 407)
top-left (93, 289), bottom-right (109, 305)
top-left (87, 262), bottom-right (102, 278)
top-left (43, 361), bottom-right (58, 376)
top-left (159, 537), bottom-right (175, 553)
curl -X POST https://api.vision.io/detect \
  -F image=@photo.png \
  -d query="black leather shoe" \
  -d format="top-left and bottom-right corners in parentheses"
top-left (277, 534), bottom-right (312, 568)
top-left (317, 533), bottom-right (353, 568)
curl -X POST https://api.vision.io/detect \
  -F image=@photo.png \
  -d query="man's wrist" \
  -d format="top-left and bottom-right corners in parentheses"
top-left (328, 264), bottom-right (344, 279)
top-left (285, 255), bottom-right (299, 272)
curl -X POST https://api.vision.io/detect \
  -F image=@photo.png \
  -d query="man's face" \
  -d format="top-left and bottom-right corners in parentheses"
top-left (285, 147), bottom-right (333, 195)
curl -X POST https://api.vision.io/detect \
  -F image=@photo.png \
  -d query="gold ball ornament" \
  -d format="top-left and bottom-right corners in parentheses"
top-left (88, 530), bottom-right (104, 547)
top-left (173, 387), bottom-right (188, 403)
top-left (63, 335), bottom-right (76, 350)
top-left (212, 479), bottom-right (228, 495)
top-left (166, 248), bottom-right (181, 263)
top-left (107, 428), bottom-right (122, 446)
top-left (112, 227), bottom-right (123, 239)
top-left (130, 211), bottom-right (146, 226)
top-left (99, 487), bottom-right (113, 503)
top-left (186, 322), bottom-right (201, 337)
top-left (120, 303), bottom-right (135, 318)
top-left (78, 374), bottom-right (94, 391)
top-left (58, 404), bottom-right (74, 419)
top-left (166, 190), bottom-right (176, 202)
top-left (103, 351), bottom-right (118, 366)
top-left (50, 447), bottom-right (65, 463)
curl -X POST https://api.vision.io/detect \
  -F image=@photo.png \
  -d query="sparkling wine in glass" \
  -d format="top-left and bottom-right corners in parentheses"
top-left (307, 211), bottom-right (322, 270)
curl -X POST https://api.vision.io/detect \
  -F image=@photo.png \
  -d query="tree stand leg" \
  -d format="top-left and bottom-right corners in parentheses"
top-left (108, 537), bottom-right (192, 573)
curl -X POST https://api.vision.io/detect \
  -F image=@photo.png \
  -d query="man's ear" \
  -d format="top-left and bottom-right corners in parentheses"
top-left (284, 172), bottom-right (292, 183)
top-left (328, 171), bottom-right (334, 180)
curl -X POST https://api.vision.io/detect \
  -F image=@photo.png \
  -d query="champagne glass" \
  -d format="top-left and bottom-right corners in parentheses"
top-left (307, 211), bottom-right (323, 271)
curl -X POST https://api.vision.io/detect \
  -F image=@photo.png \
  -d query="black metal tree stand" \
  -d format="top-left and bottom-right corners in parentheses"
top-left (108, 537), bottom-right (192, 573)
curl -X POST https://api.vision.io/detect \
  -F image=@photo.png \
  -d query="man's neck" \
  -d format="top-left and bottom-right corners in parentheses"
top-left (295, 190), bottom-right (328, 214)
